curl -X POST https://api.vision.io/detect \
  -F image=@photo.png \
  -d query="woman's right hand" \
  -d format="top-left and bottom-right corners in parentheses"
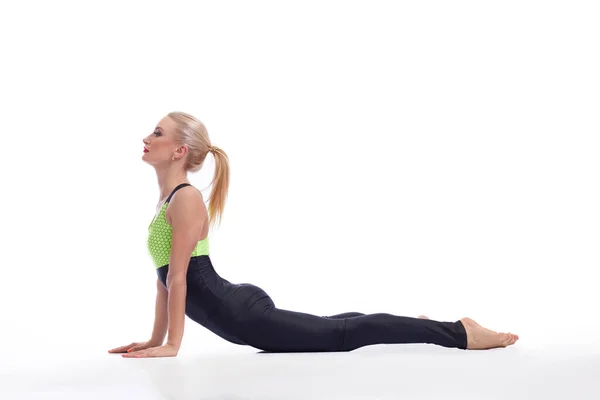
top-left (108, 340), bottom-right (161, 354)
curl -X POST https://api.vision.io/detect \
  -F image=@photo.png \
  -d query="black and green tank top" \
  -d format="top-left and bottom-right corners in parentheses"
top-left (147, 183), bottom-right (209, 269)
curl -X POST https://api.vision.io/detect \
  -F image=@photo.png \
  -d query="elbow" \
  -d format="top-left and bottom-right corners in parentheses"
top-left (166, 273), bottom-right (187, 289)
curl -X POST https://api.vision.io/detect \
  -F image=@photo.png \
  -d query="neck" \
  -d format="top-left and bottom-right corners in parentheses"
top-left (154, 164), bottom-right (190, 203)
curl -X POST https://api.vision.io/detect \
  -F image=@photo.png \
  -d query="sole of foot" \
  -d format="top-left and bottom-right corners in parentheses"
top-left (460, 317), bottom-right (519, 350)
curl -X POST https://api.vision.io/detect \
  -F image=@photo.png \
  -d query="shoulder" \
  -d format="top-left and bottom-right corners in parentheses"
top-left (165, 185), bottom-right (206, 223)
top-left (171, 184), bottom-right (204, 204)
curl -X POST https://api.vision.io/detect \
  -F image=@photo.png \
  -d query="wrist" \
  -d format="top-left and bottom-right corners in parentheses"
top-left (166, 340), bottom-right (181, 350)
top-left (148, 337), bottom-right (164, 346)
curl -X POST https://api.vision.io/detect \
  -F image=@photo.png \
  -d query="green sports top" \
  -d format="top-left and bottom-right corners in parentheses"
top-left (147, 183), bottom-right (210, 269)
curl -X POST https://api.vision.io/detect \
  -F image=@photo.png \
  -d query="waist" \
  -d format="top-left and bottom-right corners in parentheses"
top-left (156, 255), bottom-right (227, 286)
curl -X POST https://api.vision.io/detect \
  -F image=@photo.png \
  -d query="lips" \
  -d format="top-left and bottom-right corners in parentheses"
top-left (144, 148), bottom-right (149, 153)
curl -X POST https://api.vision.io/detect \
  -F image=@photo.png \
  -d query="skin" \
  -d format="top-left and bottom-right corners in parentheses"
top-left (109, 115), bottom-right (208, 358)
top-left (109, 116), bottom-right (519, 357)
top-left (418, 315), bottom-right (519, 349)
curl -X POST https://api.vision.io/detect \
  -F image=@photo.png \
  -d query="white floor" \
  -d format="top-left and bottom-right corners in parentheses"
top-left (2, 341), bottom-right (599, 400)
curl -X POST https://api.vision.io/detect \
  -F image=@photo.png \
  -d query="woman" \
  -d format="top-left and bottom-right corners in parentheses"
top-left (109, 111), bottom-right (519, 358)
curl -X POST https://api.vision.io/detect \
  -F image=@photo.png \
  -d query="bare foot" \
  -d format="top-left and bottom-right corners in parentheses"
top-left (418, 315), bottom-right (430, 319)
top-left (460, 317), bottom-right (519, 350)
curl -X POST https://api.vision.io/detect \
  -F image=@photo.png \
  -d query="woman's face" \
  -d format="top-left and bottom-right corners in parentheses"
top-left (142, 116), bottom-right (182, 165)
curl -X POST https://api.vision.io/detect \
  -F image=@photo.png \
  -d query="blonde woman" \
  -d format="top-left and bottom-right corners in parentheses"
top-left (108, 111), bottom-right (519, 358)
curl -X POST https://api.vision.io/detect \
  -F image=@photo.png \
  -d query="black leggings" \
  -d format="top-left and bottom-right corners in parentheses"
top-left (157, 256), bottom-right (468, 352)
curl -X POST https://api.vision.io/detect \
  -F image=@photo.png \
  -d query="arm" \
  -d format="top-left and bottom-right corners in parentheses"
top-left (164, 187), bottom-right (206, 350)
top-left (149, 277), bottom-right (169, 345)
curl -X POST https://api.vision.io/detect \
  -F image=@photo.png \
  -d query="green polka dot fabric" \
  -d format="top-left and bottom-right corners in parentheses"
top-left (147, 202), bottom-right (210, 269)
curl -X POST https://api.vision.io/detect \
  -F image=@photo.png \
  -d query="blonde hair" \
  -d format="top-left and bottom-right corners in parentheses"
top-left (167, 111), bottom-right (230, 230)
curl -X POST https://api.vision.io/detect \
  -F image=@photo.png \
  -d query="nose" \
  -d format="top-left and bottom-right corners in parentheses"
top-left (143, 137), bottom-right (150, 145)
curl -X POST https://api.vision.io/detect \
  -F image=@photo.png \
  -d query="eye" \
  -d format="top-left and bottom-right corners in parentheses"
top-left (154, 131), bottom-right (161, 136)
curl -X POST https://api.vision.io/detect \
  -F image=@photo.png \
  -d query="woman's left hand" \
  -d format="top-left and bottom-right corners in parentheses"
top-left (121, 343), bottom-right (179, 358)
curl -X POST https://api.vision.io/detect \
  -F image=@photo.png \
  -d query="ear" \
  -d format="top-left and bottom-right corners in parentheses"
top-left (175, 144), bottom-right (188, 158)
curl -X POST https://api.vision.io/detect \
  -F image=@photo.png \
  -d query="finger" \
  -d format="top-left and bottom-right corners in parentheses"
top-left (137, 351), bottom-right (152, 358)
top-left (109, 343), bottom-right (135, 353)
top-left (130, 343), bottom-right (153, 353)
top-left (136, 349), bottom-right (155, 358)
top-left (123, 349), bottom-right (147, 358)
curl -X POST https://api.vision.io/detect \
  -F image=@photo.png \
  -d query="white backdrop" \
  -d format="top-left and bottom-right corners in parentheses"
top-left (0, 0), bottom-right (598, 359)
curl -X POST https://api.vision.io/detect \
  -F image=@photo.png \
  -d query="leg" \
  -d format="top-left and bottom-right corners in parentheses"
top-left (215, 286), bottom-right (517, 352)
top-left (322, 312), bottom-right (365, 319)
top-left (235, 307), bottom-right (467, 353)
top-left (326, 312), bottom-right (430, 320)
top-left (235, 307), bottom-right (347, 352)
top-left (342, 313), bottom-right (467, 351)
